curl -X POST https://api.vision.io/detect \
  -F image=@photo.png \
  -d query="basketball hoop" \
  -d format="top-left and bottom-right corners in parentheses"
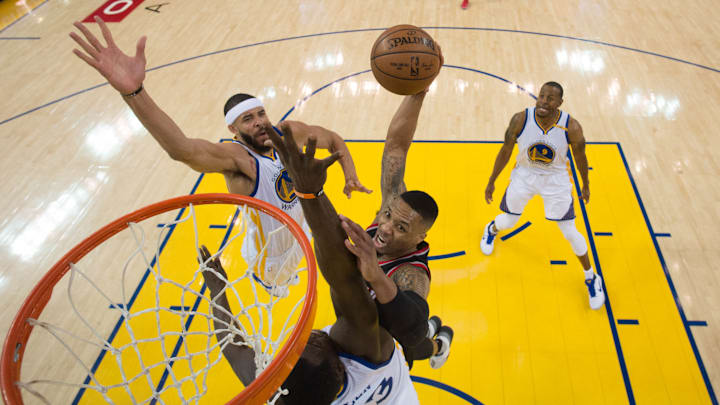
top-left (1, 194), bottom-right (317, 404)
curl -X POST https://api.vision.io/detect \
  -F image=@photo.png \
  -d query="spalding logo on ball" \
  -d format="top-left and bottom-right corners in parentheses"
top-left (371, 24), bottom-right (441, 95)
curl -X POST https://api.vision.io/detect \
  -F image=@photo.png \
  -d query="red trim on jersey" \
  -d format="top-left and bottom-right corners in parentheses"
top-left (378, 245), bottom-right (430, 265)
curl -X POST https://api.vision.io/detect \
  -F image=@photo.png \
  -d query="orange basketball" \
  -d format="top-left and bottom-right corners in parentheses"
top-left (371, 25), bottom-right (441, 95)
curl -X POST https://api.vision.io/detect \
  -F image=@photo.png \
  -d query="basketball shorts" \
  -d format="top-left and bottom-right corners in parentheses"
top-left (242, 224), bottom-right (305, 289)
top-left (499, 166), bottom-right (575, 221)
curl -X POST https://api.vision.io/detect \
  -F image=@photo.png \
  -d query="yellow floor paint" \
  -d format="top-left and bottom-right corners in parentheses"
top-left (75, 142), bottom-right (710, 404)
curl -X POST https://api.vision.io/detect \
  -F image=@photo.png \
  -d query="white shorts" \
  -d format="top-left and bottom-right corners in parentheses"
top-left (242, 223), bottom-right (305, 289)
top-left (500, 166), bottom-right (575, 221)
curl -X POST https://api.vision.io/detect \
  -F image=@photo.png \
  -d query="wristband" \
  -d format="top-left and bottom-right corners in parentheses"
top-left (122, 84), bottom-right (144, 98)
top-left (294, 188), bottom-right (324, 199)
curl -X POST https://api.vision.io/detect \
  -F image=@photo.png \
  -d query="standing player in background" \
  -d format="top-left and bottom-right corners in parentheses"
top-left (480, 82), bottom-right (606, 310)
top-left (70, 17), bottom-right (371, 297)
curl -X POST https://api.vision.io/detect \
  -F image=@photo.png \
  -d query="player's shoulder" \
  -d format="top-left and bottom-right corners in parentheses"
top-left (506, 110), bottom-right (528, 136)
top-left (512, 109), bottom-right (527, 121)
top-left (567, 115), bottom-right (582, 131)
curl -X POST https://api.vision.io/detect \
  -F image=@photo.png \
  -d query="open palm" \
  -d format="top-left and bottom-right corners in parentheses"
top-left (70, 16), bottom-right (146, 95)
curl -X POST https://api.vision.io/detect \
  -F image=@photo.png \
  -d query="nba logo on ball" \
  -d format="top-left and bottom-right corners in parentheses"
top-left (371, 25), bottom-right (442, 95)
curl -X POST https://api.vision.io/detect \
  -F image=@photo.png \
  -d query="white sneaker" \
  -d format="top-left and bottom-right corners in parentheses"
top-left (430, 326), bottom-right (453, 369)
top-left (253, 274), bottom-right (289, 298)
top-left (427, 315), bottom-right (442, 339)
top-left (480, 220), bottom-right (497, 255)
top-left (585, 273), bottom-right (606, 310)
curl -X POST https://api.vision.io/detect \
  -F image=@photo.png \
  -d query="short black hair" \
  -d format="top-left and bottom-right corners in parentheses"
top-left (281, 331), bottom-right (344, 404)
top-left (542, 81), bottom-right (564, 98)
top-left (400, 190), bottom-right (438, 230)
top-left (223, 93), bottom-right (257, 116)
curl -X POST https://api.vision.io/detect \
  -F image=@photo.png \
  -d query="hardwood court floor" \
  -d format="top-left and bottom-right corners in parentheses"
top-left (1, 0), bottom-right (719, 403)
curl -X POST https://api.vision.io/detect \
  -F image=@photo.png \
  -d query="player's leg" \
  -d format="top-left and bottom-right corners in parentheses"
top-left (544, 175), bottom-right (605, 309)
top-left (481, 171), bottom-right (532, 255)
top-left (402, 315), bottom-right (454, 369)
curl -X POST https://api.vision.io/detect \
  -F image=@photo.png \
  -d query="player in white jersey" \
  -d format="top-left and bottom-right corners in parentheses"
top-left (70, 18), bottom-right (371, 296)
top-left (198, 124), bottom-right (419, 405)
top-left (480, 82), bottom-right (606, 310)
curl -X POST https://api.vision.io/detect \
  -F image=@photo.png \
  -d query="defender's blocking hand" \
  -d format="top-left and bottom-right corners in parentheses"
top-left (266, 122), bottom-right (341, 195)
top-left (70, 16), bottom-right (146, 95)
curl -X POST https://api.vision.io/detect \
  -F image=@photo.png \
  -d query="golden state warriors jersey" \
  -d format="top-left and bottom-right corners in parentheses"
top-left (322, 329), bottom-right (419, 405)
top-left (515, 107), bottom-right (571, 175)
top-left (232, 140), bottom-right (311, 267)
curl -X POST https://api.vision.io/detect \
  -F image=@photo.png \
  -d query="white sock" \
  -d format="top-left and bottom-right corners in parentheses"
top-left (584, 268), bottom-right (595, 280)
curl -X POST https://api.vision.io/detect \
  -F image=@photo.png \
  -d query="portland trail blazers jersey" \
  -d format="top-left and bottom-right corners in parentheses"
top-left (515, 107), bottom-right (571, 175)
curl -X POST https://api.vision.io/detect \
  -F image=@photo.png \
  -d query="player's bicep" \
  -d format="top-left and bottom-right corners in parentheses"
top-left (186, 141), bottom-right (251, 175)
top-left (503, 111), bottom-right (525, 147)
top-left (567, 118), bottom-right (586, 153)
top-left (390, 265), bottom-right (430, 299)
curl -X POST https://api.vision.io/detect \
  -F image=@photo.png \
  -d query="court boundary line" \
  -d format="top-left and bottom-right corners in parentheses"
top-left (3, 24), bottom-right (720, 125)
top-left (71, 173), bottom-right (206, 404)
top-left (615, 142), bottom-right (717, 404)
top-left (567, 148), bottom-right (635, 403)
top-left (410, 375), bottom-right (484, 404)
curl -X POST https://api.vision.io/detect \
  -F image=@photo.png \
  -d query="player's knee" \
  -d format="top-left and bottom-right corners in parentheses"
top-left (557, 220), bottom-right (587, 256)
top-left (495, 213), bottom-right (520, 231)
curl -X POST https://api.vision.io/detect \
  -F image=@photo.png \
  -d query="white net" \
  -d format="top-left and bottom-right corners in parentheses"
top-left (11, 199), bottom-right (312, 405)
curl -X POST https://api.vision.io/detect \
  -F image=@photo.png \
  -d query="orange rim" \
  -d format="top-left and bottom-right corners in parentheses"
top-left (0, 193), bottom-right (317, 405)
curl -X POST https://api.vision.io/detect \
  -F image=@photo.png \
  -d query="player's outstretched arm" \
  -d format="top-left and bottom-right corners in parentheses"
top-left (567, 117), bottom-right (590, 203)
top-left (379, 91), bottom-right (428, 210)
top-left (198, 246), bottom-right (257, 386)
top-left (485, 110), bottom-right (525, 203)
top-left (267, 123), bottom-right (390, 363)
top-left (282, 121), bottom-right (372, 198)
top-left (70, 18), bottom-right (253, 177)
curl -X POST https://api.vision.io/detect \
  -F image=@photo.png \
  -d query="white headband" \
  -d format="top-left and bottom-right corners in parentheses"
top-left (224, 98), bottom-right (264, 125)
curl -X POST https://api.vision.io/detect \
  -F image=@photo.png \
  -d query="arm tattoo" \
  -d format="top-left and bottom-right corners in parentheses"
top-left (380, 152), bottom-right (407, 206)
top-left (390, 265), bottom-right (430, 299)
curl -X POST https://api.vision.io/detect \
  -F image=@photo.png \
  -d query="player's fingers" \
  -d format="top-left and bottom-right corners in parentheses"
top-left (266, 124), bottom-right (287, 157)
top-left (95, 16), bottom-right (117, 48)
top-left (322, 151), bottom-right (341, 168)
top-left (198, 245), bottom-right (210, 264)
top-left (74, 20), bottom-right (104, 52)
top-left (72, 48), bottom-right (100, 69)
top-left (279, 122), bottom-right (300, 154)
top-left (344, 239), bottom-right (361, 256)
top-left (305, 136), bottom-right (317, 159)
top-left (135, 36), bottom-right (147, 60)
top-left (70, 32), bottom-right (100, 60)
top-left (343, 217), bottom-right (371, 243)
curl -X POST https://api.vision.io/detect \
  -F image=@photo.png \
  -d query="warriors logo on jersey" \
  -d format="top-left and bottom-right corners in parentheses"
top-left (274, 169), bottom-right (297, 203)
top-left (527, 141), bottom-right (556, 165)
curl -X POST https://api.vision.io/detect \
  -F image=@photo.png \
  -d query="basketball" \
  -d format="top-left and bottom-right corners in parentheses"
top-left (370, 25), bottom-right (441, 95)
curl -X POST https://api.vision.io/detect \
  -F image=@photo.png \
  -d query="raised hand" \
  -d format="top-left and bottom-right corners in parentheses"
top-left (343, 177), bottom-right (372, 199)
top-left (339, 214), bottom-right (384, 284)
top-left (198, 245), bottom-right (229, 297)
top-left (266, 122), bottom-right (341, 195)
top-left (70, 16), bottom-right (146, 95)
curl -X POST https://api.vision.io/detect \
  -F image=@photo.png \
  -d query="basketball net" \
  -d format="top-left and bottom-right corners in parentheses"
top-left (2, 195), bottom-right (317, 405)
